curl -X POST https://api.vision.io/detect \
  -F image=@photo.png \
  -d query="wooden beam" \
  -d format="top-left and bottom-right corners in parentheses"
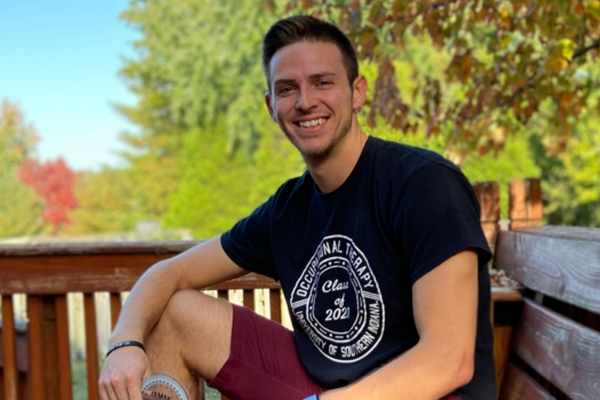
top-left (499, 364), bottom-right (556, 400)
top-left (512, 299), bottom-right (600, 399)
top-left (495, 227), bottom-right (600, 313)
top-left (0, 252), bottom-right (279, 294)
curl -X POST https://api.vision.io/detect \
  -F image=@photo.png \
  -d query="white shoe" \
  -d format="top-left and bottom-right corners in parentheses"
top-left (142, 373), bottom-right (189, 400)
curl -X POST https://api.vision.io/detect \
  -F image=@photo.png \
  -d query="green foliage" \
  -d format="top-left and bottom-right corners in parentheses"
top-left (293, 0), bottom-right (600, 159)
top-left (0, 173), bottom-right (46, 237)
top-left (0, 100), bottom-right (46, 238)
top-left (163, 125), bottom-right (303, 238)
top-left (531, 86), bottom-right (600, 227)
top-left (65, 168), bottom-right (144, 235)
top-left (115, 0), bottom-right (286, 228)
top-left (118, 0), bottom-right (278, 153)
top-left (361, 46), bottom-right (540, 219)
top-left (111, 0), bottom-right (599, 235)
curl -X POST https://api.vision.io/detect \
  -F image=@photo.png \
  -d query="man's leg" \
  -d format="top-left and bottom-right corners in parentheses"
top-left (144, 289), bottom-right (234, 399)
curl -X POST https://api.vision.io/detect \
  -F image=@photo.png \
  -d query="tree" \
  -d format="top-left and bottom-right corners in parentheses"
top-left (19, 158), bottom-right (78, 233)
top-left (163, 125), bottom-right (303, 238)
top-left (117, 0), bottom-right (599, 230)
top-left (116, 0), bottom-right (281, 220)
top-left (290, 0), bottom-right (600, 162)
top-left (65, 167), bottom-right (144, 235)
top-left (530, 77), bottom-right (600, 227)
top-left (119, 0), bottom-right (277, 153)
top-left (0, 100), bottom-right (45, 238)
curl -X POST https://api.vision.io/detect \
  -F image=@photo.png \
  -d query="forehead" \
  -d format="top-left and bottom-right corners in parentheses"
top-left (269, 41), bottom-right (345, 83)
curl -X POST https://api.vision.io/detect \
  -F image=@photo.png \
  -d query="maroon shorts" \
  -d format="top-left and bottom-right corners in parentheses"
top-left (207, 305), bottom-right (461, 400)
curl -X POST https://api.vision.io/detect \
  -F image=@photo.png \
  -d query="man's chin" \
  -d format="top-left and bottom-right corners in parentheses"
top-left (299, 145), bottom-right (333, 161)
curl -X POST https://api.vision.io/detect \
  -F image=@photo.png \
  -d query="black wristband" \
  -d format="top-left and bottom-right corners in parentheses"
top-left (106, 340), bottom-right (145, 358)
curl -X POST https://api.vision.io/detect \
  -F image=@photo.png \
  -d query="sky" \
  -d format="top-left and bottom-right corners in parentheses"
top-left (1, 1), bottom-right (138, 170)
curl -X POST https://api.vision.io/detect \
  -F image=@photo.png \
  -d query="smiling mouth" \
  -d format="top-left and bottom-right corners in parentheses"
top-left (295, 117), bottom-right (327, 128)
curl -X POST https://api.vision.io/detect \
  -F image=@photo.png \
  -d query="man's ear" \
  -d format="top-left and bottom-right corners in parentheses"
top-left (352, 75), bottom-right (368, 113)
top-left (265, 92), bottom-right (277, 122)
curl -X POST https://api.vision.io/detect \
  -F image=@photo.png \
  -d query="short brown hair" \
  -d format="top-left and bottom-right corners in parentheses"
top-left (262, 15), bottom-right (359, 89)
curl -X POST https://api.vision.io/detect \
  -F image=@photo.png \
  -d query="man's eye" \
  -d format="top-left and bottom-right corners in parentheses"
top-left (277, 87), bottom-right (294, 96)
top-left (317, 80), bottom-right (333, 88)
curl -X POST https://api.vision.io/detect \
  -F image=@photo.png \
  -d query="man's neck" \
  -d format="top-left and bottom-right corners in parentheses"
top-left (306, 130), bottom-right (368, 194)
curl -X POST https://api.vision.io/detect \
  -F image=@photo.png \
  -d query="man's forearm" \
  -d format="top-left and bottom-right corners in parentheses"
top-left (320, 340), bottom-right (472, 400)
top-left (109, 237), bottom-right (246, 346)
top-left (109, 260), bottom-right (181, 344)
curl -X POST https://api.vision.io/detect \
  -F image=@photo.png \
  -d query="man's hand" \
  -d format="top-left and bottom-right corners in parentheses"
top-left (98, 237), bottom-right (245, 399)
top-left (99, 346), bottom-right (150, 400)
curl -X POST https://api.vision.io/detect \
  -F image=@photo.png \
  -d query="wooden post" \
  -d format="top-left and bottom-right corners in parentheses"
top-left (1, 295), bottom-right (19, 400)
top-left (269, 289), bottom-right (282, 323)
top-left (55, 295), bottom-right (73, 400)
top-left (509, 178), bottom-right (543, 229)
top-left (243, 289), bottom-right (255, 310)
top-left (27, 295), bottom-right (61, 399)
top-left (473, 181), bottom-right (501, 250)
top-left (109, 293), bottom-right (122, 329)
top-left (83, 293), bottom-right (99, 400)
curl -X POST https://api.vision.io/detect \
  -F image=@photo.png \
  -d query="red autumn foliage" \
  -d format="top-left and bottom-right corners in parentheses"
top-left (19, 158), bottom-right (78, 231)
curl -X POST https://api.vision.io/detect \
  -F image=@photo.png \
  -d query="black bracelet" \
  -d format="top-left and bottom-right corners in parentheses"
top-left (106, 340), bottom-right (145, 358)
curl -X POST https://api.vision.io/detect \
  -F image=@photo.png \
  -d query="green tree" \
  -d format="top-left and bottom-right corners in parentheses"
top-left (530, 82), bottom-right (600, 226)
top-left (65, 168), bottom-right (145, 235)
top-left (163, 125), bottom-right (303, 238)
top-left (116, 0), bottom-right (282, 222)
top-left (118, 0), bottom-right (277, 149)
top-left (117, 0), bottom-right (599, 232)
top-left (292, 0), bottom-right (600, 160)
top-left (0, 100), bottom-right (45, 238)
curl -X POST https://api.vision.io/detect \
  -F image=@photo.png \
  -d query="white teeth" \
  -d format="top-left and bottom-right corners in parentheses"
top-left (299, 118), bottom-right (324, 128)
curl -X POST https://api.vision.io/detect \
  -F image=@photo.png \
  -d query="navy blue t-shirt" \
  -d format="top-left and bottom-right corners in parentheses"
top-left (221, 136), bottom-right (496, 398)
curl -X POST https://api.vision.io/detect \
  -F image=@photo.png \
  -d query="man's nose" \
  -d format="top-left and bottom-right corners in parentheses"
top-left (295, 86), bottom-right (317, 111)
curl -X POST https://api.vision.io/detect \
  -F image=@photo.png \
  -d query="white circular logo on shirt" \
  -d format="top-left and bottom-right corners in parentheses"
top-left (290, 235), bottom-right (385, 363)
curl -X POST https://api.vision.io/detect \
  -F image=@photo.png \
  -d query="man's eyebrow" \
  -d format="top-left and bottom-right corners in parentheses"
top-left (273, 72), bottom-right (338, 86)
top-left (273, 78), bottom-right (297, 86)
top-left (310, 72), bottom-right (336, 79)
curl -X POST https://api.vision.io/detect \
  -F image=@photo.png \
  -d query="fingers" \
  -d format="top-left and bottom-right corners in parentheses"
top-left (113, 376), bottom-right (132, 400)
top-left (99, 383), bottom-right (112, 400)
top-left (100, 373), bottom-right (133, 400)
top-left (105, 383), bottom-right (121, 400)
top-left (99, 348), bottom-right (149, 400)
top-left (128, 373), bottom-right (145, 400)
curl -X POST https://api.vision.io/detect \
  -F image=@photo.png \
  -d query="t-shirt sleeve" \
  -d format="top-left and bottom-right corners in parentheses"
top-left (220, 195), bottom-right (277, 279)
top-left (395, 163), bottom-right (492, 285)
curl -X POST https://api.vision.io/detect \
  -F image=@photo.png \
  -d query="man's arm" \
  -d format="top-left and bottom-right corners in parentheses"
top-left (100, 237), bottom-right (246, 400)
top-left (321, 250), bottom-right (479, 400)
top-left (110, 237), bottom-right (246, 344)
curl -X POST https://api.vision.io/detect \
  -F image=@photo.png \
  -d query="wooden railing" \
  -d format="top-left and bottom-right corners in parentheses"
top-left (0, 178), bottom-right (543, 400)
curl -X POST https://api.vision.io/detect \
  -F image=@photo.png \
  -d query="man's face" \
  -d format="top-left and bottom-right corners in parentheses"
top-left (266, 41), bottom-right (365, 160)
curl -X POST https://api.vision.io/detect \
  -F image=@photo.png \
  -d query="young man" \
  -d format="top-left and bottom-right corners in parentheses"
top-left (100, 16), bottom-right (496, 400)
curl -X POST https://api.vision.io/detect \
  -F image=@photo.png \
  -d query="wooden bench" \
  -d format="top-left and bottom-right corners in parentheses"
top-left (493, 227), bottom-right (600, 399)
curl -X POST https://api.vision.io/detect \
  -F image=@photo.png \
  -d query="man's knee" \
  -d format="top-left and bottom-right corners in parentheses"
top-left (161, 289), bottom-right (232, 337)
top-left (154, 289), bottom-right (233, 378)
